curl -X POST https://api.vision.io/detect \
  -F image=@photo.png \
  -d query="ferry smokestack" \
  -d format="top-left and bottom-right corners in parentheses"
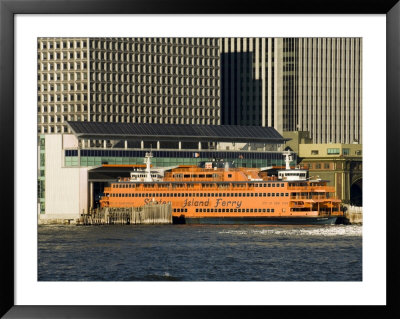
top-left (144, 152), bottom-right (153, 182)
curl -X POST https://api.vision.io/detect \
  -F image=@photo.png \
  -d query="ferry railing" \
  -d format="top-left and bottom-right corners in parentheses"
top-left (290, 195), bottom-right (333, 200)
top-left (287, 186), bottom-right (336, 192)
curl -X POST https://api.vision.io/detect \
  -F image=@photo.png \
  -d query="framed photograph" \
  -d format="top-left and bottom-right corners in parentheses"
top-left (1, 0), bottom-right (399, 318)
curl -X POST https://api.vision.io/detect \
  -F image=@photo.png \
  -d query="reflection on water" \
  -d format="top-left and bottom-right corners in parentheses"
top-left (38, 224), bottom-right (362, 281)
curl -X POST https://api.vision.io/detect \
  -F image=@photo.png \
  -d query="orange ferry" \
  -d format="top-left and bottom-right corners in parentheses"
top-left (99, 151), bottom-right (343, 225)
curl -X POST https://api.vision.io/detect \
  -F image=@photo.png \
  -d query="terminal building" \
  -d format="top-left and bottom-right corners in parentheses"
top-left (283, 131), bottom-right (362, 206)
top-left (38, 122), bottom-right (292, 223)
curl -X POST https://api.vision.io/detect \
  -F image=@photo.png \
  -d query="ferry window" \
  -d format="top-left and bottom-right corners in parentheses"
top-left (254, 193), bottom-right (258, 197)
top-left (228, 174), bottom-right (232, 178)
top-left (281, 183), bottom-right (284, 187)
top-left (206, 174), bottom-right (212, 178)
top-left (276, 193), bottom-right (279, 197)
top-left (262, 209), bottom-right (266, 212)
top-left (196, 208), bottom-right (198, 212)
top-left (281, 193), bottom-right (284, 197)
top-left (267, 193), bottom-right (270, 196)
top-left (250, 209), bottom-right (253, 212)
top-left (246, 209), bottom-right (249, 212)
top-left (285, 193), bottom-right (289, 196)
top-left (205, 209), bottom-right (209, 212)
top-left (271, 209), bottom-right (275, 212)
top-left (184, 174), bottom-right (190, 178)
top-left (272, 184), bottom-right (275, 187)
top-left (199, 174), bottom-right (205, 178)
top-left (234, 209), bottom-right (238, 212)
top-left (272, 193), bottom-right (275, 197)
top-left (267, 209), bottom-right (270, 212)
top-left (218, 209), bottom-right (222, 212)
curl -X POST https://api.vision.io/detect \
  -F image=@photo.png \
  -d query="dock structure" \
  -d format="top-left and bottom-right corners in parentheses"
top-left (77, 202), bottom-right (172, 225)
top-left (339, 204), bottom-right (363, 225)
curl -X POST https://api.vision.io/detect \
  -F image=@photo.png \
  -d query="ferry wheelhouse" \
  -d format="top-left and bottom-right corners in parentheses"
top-left (99, 151), bottom-right (343, 225)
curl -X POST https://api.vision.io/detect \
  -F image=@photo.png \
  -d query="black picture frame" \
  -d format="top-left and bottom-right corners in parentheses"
top-left (1, 0), bottom-right (399, 318)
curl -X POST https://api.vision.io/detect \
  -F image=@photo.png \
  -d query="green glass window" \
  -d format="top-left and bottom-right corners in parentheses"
top-left (327, 148), bottom-right (340, 155)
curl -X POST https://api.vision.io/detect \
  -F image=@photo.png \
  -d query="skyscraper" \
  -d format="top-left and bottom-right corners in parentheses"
top-left (220, 37), bottom-right (362, 144)
top-left (37, 37), bottom-right (221, 138)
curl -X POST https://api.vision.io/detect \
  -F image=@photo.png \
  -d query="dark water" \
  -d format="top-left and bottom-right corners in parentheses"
top-left (38, 224), bottom-right (362, 281)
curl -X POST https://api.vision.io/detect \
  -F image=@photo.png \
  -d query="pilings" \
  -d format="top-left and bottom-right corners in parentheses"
top-left (77, 202), bottom-right (172, 225)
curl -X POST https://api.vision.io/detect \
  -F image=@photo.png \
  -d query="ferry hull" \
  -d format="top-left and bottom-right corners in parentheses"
top-left (173, 216), bottom-right (339, 225)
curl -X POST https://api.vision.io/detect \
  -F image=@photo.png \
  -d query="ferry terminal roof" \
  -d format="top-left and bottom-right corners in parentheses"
top-left (67, 121), bottom-right (289, 144)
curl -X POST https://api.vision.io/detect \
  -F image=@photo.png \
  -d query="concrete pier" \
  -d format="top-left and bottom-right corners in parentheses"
top-left (340, 204), bottom-right (363, 225)
top-left (76, 202), bottom-right (172, 225)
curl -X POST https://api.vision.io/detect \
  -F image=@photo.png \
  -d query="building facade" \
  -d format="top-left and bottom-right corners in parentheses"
top-left (220, 37), bottom-right (362, 144)
top-left (298, 143), bottom-right (362, 205)
top-left (38, 37), bottom-right (362, 145)
top-left (37, 37), bottom-right (221, 138)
